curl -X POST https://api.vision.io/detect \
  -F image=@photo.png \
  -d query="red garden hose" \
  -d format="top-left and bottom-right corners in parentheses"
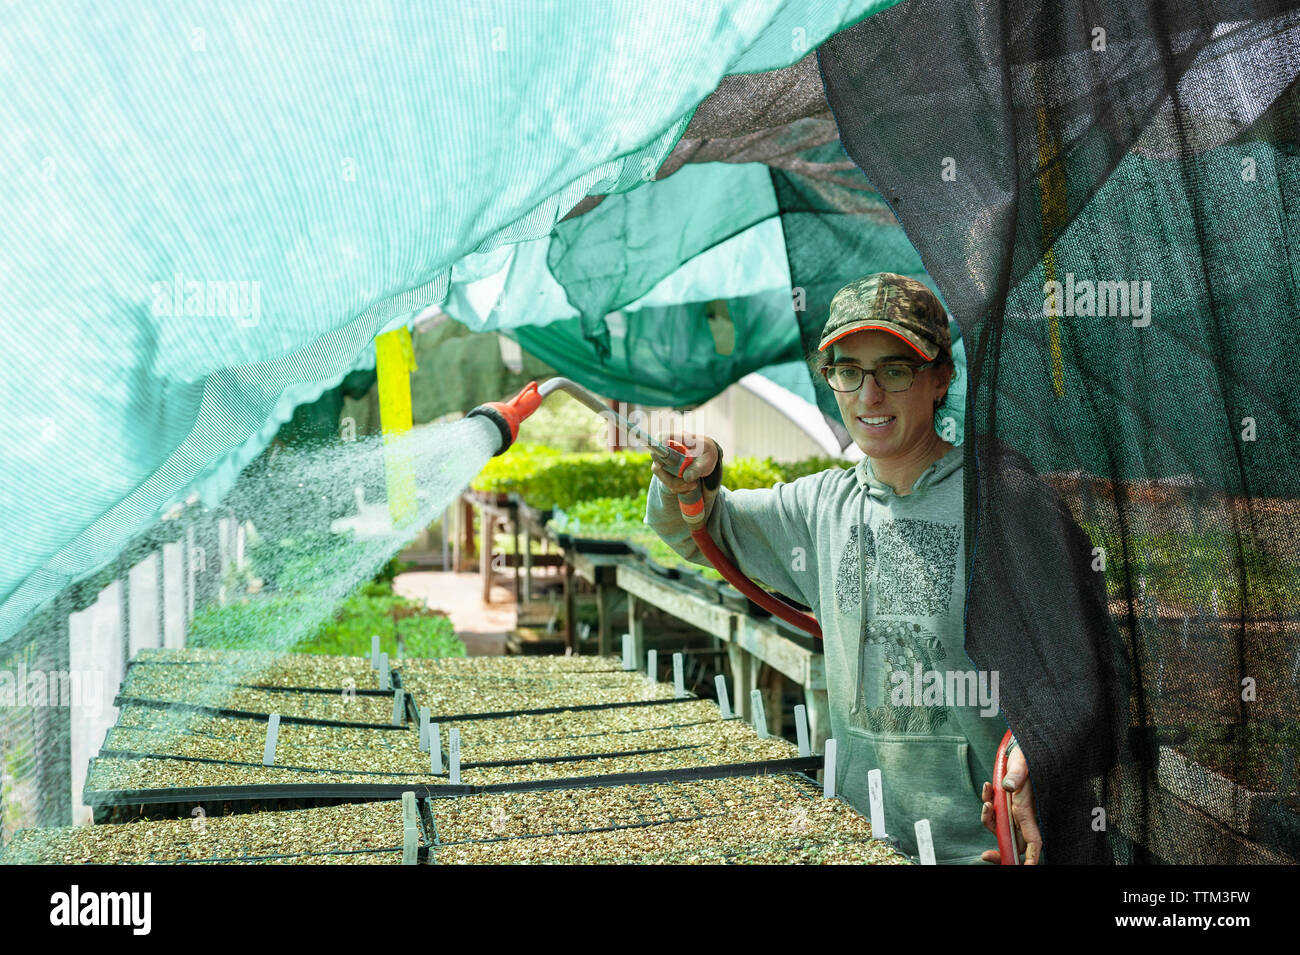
top-left (690, 527), bottom-right (822, 639)
top-left (992, 728), bottom-right (1019, 865)
top-left (658, 438), bottom-right (823, 640)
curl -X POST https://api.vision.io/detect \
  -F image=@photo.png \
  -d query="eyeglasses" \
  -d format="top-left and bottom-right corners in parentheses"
top-left (820, 360), bottom-right (936, 394)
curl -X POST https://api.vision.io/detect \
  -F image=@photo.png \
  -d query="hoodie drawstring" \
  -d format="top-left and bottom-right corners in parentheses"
top-left (850, 486), bottom-right (867, 715)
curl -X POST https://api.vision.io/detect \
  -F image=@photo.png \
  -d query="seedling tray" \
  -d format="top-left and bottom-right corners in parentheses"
top-left (395, 693), bottom-right (697, 724)
top-left (398, 672), bottom-right (683, 720)
top-left (454, 712), bottom-right (773, 765)
top-left (113, 697), bottom-right (410, 731)
top-left (423, 698), bottom-right (722, 743)
top-left (5, 800), bottom-right (428, 865)
top-left (83, 756), bottom-right (824, 822)
top-left (422, 772), bottom-right (909, 865)
top-left (100, 724), bottom-right (430, 775)
top-left (131, 648), bottom-right (391, 691)
top-left (452, 730), bottom-right (799, 785)
top-left (511, 496), bottom-right (554, 527)
top-left (399, 655), bottom-right (624, 675)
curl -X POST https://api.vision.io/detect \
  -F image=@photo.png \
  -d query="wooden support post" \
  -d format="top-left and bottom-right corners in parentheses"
top-left (118, 567), bottom-right (131, 672)
top-left (805, 685), bottom-right (831, 754)
top-left (727, 643), bottom-right (757, 722)
top-left (521, 524), bottom-right (533, 601)
top-left (595, 582), bottom-right (617, 658)
top-left (34, 610), bottom-right (72, 826)
top-left (511, 505), bottom-right (521, 604)
top-left (761, 665), bottom-right (783, 738)
top-left (451, 500), bottom-right (461, 574)
top-left (462, 498), bottom-right (475, 567)
top-left (181, 524), bottom-right (193, 633)
top-left (154, 549), bottom-right (166, 651)
top-left (563, 549), bottom-right (576, 653)
top-left (627, 592), bottom-right (645, 667)
top-left (480, 505), bottom-right (492, 605)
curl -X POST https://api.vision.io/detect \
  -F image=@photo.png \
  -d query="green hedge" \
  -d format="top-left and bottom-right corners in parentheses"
top-left (476, 442), bottom-right (844, 511)
top-left (521, 452), bottom-right (653, 510)
top-left (487, 443), bottom-right (851, 585)
top-left (469, 442), bottom-right (563, 496)
top-left (189, 587), bottom-right (466, 659)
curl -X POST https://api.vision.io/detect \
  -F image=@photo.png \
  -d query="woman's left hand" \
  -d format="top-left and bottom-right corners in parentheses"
top-left (979, 745), bottom-right (1044, 864)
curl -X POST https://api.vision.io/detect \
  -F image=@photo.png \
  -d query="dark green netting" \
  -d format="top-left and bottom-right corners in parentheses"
top-left (444, 145), bottom-right (966, 433)
top-left (821, 0), bottom-right (1300, 862)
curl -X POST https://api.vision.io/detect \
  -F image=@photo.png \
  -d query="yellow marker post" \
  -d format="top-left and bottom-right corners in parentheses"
top-left (375, 326), bottom-right (418, 527)
top-left (1034, 87), bottom-right (1067, 399)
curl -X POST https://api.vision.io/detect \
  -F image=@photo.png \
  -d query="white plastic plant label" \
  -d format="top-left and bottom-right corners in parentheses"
top-left (915, 819), bottom-right (936, 865)
top-left (868, 768), bottom-right (886, 838)
top-left (715, 674), bottom-right (732, 719)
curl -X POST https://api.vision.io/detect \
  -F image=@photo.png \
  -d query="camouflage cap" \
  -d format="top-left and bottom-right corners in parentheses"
top-left (818, 272), bottom-right (950, 361)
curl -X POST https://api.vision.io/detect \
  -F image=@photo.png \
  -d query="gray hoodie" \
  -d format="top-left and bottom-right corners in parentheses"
top-left (644, 444), bottom-right (1006, 863)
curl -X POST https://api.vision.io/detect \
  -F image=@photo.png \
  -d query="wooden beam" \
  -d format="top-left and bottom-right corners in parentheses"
top-left (734, 616), bottom-right (823, 688)
top-left (615, 564), bottom-right (734, 641)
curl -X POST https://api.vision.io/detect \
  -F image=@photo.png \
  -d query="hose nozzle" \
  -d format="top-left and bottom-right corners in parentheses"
top-left (467, 380), bottom-right (544, 456)
top-left (656, 438), bottom-right (708, 528)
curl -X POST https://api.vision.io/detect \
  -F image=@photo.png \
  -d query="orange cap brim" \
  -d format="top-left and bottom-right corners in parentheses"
top-left (818, 323), bottom-right (934, 360)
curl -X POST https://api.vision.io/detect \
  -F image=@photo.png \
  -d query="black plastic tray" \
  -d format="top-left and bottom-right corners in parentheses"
top-left (710, 581), bottom-right (749, 614)
top-left (675, 567), bottom-right (719, 602)
top-left (113, 696), bottom-right (411, 731)
top-left (773, 615), bottom-right (821, 647)
top-left (409, 694), bottom-right (700, 724)
top-left (568, 536), bottom-right (632, 555)
top-left (84, 756), bottom-right (825, 815)
top-left (643, 557), bottom-right (680, 580)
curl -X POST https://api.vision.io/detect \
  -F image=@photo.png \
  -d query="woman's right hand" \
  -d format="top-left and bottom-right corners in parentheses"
top-left (650, 432), bottom-right (719, 496)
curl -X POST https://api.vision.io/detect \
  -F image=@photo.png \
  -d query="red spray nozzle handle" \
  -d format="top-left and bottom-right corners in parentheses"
top-left (992, 729), bottom-right (1020, 865)
top-left (663, 438), bottom-right (694, 480)
top-left (661, 438), bottom-right (707, 524)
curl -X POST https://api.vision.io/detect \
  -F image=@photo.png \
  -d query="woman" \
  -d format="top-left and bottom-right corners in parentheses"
top-left (644, 272), bottom-right (1040, 864)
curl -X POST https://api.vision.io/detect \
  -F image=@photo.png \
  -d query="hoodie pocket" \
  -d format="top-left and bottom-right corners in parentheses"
top-left (840, 728), bottom-right (992, 863)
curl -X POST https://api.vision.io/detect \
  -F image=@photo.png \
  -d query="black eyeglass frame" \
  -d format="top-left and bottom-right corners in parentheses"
top-left (819, 358), bottom-right (938, 394)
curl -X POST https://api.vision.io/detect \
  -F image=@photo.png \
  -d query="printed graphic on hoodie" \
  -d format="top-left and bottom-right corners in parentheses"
top-left (854, 619), bottom-right (952, 734)
top-left (833, 518), bottom-right (960, 618)
top-left (834, 523), bottom-right (875, 614)
top-left (875, 518), bottom-right (961, 616)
